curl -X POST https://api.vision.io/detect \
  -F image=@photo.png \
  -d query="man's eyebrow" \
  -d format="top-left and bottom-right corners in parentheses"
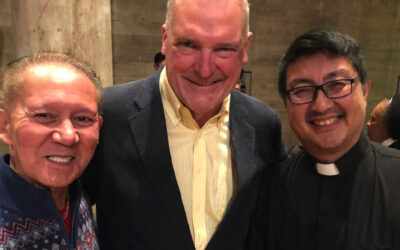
top-left (31, 102), bottom-right (98, 113)
top-left (216, 42), bottom-right (240, 48)
top-left (174, 36), bottom-right (194, 42)
top-left (288, 78), bottom-right (315, 88)
top-left (323, 69), bottom-right (353, 81)
top-left (174, 37), bottom-right (240, 48)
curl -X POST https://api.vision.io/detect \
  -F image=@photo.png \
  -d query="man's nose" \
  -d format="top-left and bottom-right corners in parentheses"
top-left (195, 50), bottom-right (215, 79)
top-left (311, 89), bottom-right (334, 112)
top-left (52, 119), bottom-right (79, 146)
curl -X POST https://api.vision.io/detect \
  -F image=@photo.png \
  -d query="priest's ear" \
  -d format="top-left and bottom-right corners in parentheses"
top-left (0, 109), bottom-right (11, 145)
top-left (363, 79), bottom-right (371, 98)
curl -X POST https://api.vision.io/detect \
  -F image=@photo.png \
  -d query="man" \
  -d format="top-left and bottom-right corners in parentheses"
top-left (0, 53), bottom-right (102, 249)
top-left (385, 94), bottom-right (400, 149)
top-left (367, 99), bottom-right (391, 144)
top-left (82, 0), bottom-right (285, 249)
top-left (153, 52), bottom-right (166, 71)
top-left (257, 29), bottom-right (400, 249)
top-left (367, 97), bottom-right (400, 149)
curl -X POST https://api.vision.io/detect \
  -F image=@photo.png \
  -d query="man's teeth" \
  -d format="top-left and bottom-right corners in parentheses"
top-left (48, 156), bottom-right (73, 163)
top-left (313, 117), bottom-right (338, 126)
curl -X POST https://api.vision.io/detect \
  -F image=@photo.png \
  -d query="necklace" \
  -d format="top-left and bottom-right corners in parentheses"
top-left (61, 194), bottom-right (70, 220)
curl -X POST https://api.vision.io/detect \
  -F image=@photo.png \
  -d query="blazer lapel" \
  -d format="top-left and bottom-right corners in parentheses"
top-left (127, 78), bottom-right (194, 249)
top-left (206, 92), bottom-right (259, 249)
top-left (229, 92), bottom-right (257, 190)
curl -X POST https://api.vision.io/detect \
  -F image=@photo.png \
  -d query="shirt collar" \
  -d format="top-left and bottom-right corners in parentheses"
top-left (159, 67), bottom-right (230, 129)
top-left (315, 162), bottom-right (340, 176)
top-left (159, 67), bottom-right (182, 127)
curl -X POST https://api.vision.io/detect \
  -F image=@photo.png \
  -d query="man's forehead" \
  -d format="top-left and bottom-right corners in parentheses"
top-left (171, 0), bottom-right (245, 27)
top-left (287, 54), bottom-right (356, 83)
top-left (170, 3), bottom-right (244, 44)
top-left (25, 63), bottom-right (79, 83)
top-left (295, 53), bottom-right (352, 67)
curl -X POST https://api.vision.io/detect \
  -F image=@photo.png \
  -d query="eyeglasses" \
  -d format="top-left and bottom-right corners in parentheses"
top-left (286, 77), bottom-right (360, 105)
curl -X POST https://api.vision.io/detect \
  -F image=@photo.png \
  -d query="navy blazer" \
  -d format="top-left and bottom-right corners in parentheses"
top-left (82, 70), bottom-right (286, 250)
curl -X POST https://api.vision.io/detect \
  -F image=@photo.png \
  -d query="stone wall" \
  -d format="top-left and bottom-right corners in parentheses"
top-left (0, 0), bottom-right (113, 154)
top-left (111, 0), bottom-right (166, 84)
top-left (0, 0), bottom-right (14, 153)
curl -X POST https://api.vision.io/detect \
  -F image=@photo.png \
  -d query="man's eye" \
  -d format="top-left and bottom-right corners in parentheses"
top-left (182, 41), bottom-right (193, 47)
top-left (73, 116), bottom-right (95, 127)
top-left (329, 81), bottom-right (347, 88)
top-left (292, 87), bottom-right (313, 97)
top-left (216, 48), bottom-right (236, 58)
top-left (177, 40), bottom-right (195, 49)
top-left (33, 113), bottom-right (55, 123)
top-left (176, 41), bottom-right (197, 55)
top-left (325, 81), bottom-right (348, 94)
top-left (34, 113), bottom-right (48, 118)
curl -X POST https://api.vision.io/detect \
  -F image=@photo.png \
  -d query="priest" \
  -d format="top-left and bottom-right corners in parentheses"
top-left (249, 29), bottom-right (400, 250)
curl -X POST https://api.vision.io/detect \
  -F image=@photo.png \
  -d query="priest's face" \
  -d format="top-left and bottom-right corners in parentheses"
top-left (285, 53), bottom-right (370, 162)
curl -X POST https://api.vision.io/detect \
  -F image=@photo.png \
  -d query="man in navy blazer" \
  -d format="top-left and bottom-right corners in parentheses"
top-left (82, 0), bottom-right (286, 249)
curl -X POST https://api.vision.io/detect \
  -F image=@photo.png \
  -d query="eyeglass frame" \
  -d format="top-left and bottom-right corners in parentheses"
top-left (285, 77), bottom-right (361, 105)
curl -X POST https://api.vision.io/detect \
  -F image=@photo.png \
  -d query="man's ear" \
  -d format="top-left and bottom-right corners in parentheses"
top-left (242, 32), bottom-right (253, 63)
top-left (161, 24), bottom-right (168, 55)
top-left (98, 115), bottom-right (103, 128)
top-left (0, 109), bottom-right (11, 145)
top-left (363, 79), bottom-right (371, 98)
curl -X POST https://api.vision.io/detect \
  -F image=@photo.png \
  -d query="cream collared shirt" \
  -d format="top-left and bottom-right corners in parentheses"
top-left (159, 68), bottom-right (234, 250)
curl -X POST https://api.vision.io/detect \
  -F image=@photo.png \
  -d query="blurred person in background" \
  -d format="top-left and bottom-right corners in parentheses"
top-left (367, 99), bottom-right (391, 144)
top-left (153, 52), bottom-right (165, 71)
top-left (386, 94), bottom-right (400, 149)
top-left (367, 97), bottom-right (400, 149)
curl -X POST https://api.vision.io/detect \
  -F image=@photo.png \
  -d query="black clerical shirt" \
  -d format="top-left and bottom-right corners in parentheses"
top-left (251, 134), bottom-right (400, 250)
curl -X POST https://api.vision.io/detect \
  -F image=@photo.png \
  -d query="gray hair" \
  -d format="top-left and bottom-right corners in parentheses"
top-left (164, 0), bottom-right (250, 41)
top-left (1, 52), bottom-right (103, 113)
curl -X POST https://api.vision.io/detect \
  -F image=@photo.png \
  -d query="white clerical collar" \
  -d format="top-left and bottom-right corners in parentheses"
top-left (382, 138), bottom-right (395, 147)
top-left (315, 162), bottom-right (340, 176)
